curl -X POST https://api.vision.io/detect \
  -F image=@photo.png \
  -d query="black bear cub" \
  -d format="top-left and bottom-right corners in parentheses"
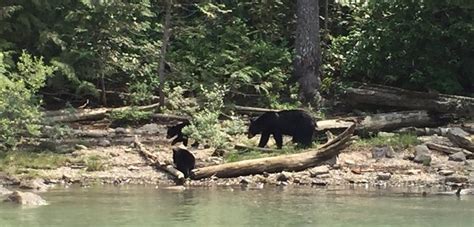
top-left (248, 109), bottom-right (316, 149)
top-left (166, 120), bottom-right (199, 147)
top-left (172, 147), bottom-right (195, 178)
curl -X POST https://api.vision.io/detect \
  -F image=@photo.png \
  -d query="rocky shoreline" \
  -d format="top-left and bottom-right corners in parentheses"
top-left (1, 124), bottom-right (473, 203)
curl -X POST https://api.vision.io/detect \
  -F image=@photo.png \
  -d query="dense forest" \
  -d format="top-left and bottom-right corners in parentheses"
top-left (0, 0), bottom-right (473, 149)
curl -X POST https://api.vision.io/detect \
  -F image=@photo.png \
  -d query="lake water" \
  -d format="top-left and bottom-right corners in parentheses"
top-left (1, 185), bottom-right (473, 227)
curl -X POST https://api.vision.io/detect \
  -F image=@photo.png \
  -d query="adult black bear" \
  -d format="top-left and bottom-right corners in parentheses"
top-left (248, 109), bottom-right (316, 149)
top-left (172, 147), bottom-right (195, 178)
top-left (166, 120), bottom-right (199, 147)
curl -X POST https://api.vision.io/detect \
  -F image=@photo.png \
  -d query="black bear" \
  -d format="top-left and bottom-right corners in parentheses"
top-left (248, 109), bottom-right (316, 149)
top-left (172, 147), bottom-right (196, 178)
top-left (166, 120), bottom-right (199, 147)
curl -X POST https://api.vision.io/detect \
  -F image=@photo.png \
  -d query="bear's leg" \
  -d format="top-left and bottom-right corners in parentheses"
top-left (171, 137), bottom-right (180, 145)
top-left (258, 132), bottom-right (271, 148)
top-left (182, 135), bottom-right (188, 146)
top-left (273, 132), bottom-right (283, 149)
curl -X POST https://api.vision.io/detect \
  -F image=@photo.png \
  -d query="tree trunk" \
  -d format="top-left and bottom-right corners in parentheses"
top-left (157, 0), bottom-right (172, 107)
top-left (190, 123), bottom-right (355, 180)
top-left (294, 0), bottom-right (321, 105)
top-left (316, 110), bottom-right (446, 133)
top-left (344, 84), bottom-right (474, 117)
top-left (100, 73), bottom-right (107, 107)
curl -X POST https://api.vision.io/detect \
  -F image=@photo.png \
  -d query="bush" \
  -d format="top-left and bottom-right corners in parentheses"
top-left (332, 0), bottom-right (474, 94)
top-left (0, 52), bottom-right (55, 149)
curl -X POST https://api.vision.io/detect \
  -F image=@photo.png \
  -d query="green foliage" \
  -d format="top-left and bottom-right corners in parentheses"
top-left (181, 85), bottom-right (229, 148)
top-left (332, 0), bottom-right (474, 94)
top-left (355, 133), bottom-right (420, 150)
top-left (0, 151), bottom-right (71, 173)
top-left (108, 108), bottom-right (152, 126)
top-left (0, 51), bottom-right (55, 149)
top-left (85, 155), bottom-right (107, 172)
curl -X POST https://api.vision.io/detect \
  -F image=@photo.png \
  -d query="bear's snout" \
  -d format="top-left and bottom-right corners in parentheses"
top-left (247, 133), bottom-right (254, 139)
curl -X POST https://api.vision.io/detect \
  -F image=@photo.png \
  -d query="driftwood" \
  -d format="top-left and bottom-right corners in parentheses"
top-left (190, 123), bottom-right (355, 180)
top-left (45, 103), bottom-right (160, 123)
top-left (425, 142), bottom-right (473, 157)
top-left (396, 127), bottom-right (450, 136)
top-left (133, 136), bottom-right (185, 184)
top-left (316, 110), bottom-right (445, 133)
top-left (447, 128), bottom-right (474, 152)
top-left (233, 105), bottom-right (279, 113)
top-left (43, 104), bottom-right (189, 124)
top-left (344, 84), bottom-right (474, 116)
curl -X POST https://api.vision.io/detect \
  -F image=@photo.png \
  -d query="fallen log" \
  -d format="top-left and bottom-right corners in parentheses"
top-left (344, 84), bottom-right (474, 116)
top-left (447, 128), bottom-right (474, 152)
top-left (395, 127), bottom-right (450, 136)
top-left (190, 123), bottom-right (355, 180)
top-left (233, 105), bottom-right (278, 114)
top-left (316, 110), bottom-right (445, 133)
top-left (45, 103), bottom-right (160, 123)
top-left (133, 136), bottom-right (185, 184)
top-left (425, 142), bottom-right (473, 157)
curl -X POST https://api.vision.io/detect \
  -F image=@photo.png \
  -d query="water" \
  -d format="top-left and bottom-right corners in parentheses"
top-left (1, 185), bottom-right (473, 227)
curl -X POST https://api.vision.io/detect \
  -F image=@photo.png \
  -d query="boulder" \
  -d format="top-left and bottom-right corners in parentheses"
top-left (4, 191), bottom-right (48, 206)
top-left (19, 179), bottom-right (48, 191)
top-left (377, 172), bottom-right (391, 181)
top-left (98, 139), bottom-right (111, 147)
top-left (311, 179), bottom-right (328, 186)
top-left (0, 186), bottom-right (12, 195)
top-left (276, 172), bottom-right (292, 182)
top-left (309, 165), bottom-right (330, 177)
top-left (438, 169), bottom-right (455, 176)
top-left (137, 123), bottom-right (160, 135)
top-left (372, 146), bottom-right (395, 159)
top-left (449, 152), bottom-right (466, 162)
top-left (413, 145), bottom-right (432, 165)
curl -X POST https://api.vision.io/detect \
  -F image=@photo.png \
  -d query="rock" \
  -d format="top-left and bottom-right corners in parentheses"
top-left (4, 191), bottom-right (48, 206)
top-left (345, 159), bottom-right (356, 165)
top-left (449, 152), bottom-right (466, 162)
top-left (277, 172), bottom-right (292, 182)
top-left (377, 172), bottom-right (391, 181)
top-left (309, 165), bottom-right (330, 177)
top-left (163, 186), bottom-right (186, 191)
top-left (127, 166), bottom-right (140, 171)
top-left (438, 169), bottom-right (455, 176)
top-left (413, 145), bottom-right (431, 165)
top-left (407, 169), bottom-right (421, 175)
top-left (378, 132), bottom-right (396, 137)
top-left (98, 139), bottom-right (111, 147)
top-left (318, 174), bottom-right (331, 179)
top-left (403, 154), bottom-right (415, 160)
top-left (445, 175), bottom-right (468, 184)
top-left (75, 144), bottom-right (88, 150)
top-left (372, 146), bottom-right (395, 159)
top-left (253, 175), bottom-right (267, 184)
top-left (0, 186), bottom-right (12, 195)
top-left (351, 168), bottom-right (362, 174)
top-left (109, 152), bottom-right (120, 157)
top-left (114, 127), bottom-right (127, 134)
top-left (239, 177), bottom-right (252, 185)
top-left (138, 123), bottom-right (160, 134)
top-left (212, 149), bottom-right (227, 157)
top-left (276, 181), bottom-right (289, 186)
top-left (19, 179), bottom-right (48, 191)
top-left (311, 179), bottom-right (328, 186)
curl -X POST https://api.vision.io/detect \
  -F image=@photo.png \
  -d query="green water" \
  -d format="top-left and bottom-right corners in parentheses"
top-left (1, 185), bottom-right (473, 227)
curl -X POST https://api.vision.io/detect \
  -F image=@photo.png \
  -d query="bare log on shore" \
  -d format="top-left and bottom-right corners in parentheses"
top-left (447, 128), bottom-right (474, 152)
top-left (316, 110), bottom-right (445, 133)
top-left (43, 103), bottom-right (188, 123)
top-left (133, 136), bottom-right (185, 184)
top-left (234, 144), bottom-right (279, 153)
top-left (425, 142), bottom-right (473, 158)
top-left (190, 123), bottom-right (355, 180)
top-left (343, 84), bottom-right (474, 116)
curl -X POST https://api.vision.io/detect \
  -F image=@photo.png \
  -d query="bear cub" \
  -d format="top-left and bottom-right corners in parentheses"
top-left (166, 120), bottom-right (199, 147)
top-left (248, 109), bottom-right (316, 149)
top-left (172, 147), bottom-right (195, 178)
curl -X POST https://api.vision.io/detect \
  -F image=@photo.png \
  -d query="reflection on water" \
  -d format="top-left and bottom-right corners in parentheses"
top-left (0, 185), bottom-right (473, 227)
